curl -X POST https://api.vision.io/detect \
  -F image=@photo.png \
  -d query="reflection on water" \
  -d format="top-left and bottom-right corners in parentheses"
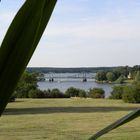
top-left (38, 73), bottom-right (113, 97)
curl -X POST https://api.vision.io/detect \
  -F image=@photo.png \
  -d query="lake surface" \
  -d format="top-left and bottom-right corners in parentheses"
top-left (38, 73), bottom-right (113, 97)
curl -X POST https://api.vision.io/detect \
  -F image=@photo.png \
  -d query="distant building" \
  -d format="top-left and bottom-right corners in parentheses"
top-left (128, 72), bottom-right (132, 79)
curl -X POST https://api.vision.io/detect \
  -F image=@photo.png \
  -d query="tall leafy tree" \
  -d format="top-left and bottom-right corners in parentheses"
top-left (14, 71), bottom-right (38, 98)
top-left (95, 71), bottom-right (107, 81)
top-left (106, 72), bottom-right (115, 82)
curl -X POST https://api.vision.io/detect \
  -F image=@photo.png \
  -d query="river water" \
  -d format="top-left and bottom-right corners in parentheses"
top-left (38, 73), bottom-right (113, 97)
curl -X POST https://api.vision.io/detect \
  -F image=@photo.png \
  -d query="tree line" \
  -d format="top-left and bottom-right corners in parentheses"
top-left (95, 65), bottom-right (140, 84)
top-left (27, 67), bottom-right (116, 73)
top-left (110, 80), bottom-right (140, 103)
top-left (10, 68), bottom-right (140, 104)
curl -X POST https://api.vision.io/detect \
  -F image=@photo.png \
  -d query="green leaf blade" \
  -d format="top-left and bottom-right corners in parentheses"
top-left (89, 109), bottom-right (140, 140)
top-left (0, 0), bottom-right (57, 115)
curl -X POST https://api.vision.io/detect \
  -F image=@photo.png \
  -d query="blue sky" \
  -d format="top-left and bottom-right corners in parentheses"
top-left (0, 0), bottom-right (140, 67)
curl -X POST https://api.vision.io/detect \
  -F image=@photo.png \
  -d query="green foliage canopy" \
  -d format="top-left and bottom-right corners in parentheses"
top-left (110, 86), bottom-right (124, 99)
top-left (95, 71), bottom-right (107, 81)
top-left (88, 88), bottom-right (105, 98)
top-left (122, 84), bottom-right (140, 103)
top-left (106, 72), bottom-right (116, 82)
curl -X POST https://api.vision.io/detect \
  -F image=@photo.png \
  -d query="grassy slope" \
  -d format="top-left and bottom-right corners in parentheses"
top-left (0, 98), bottom-right (140, 140)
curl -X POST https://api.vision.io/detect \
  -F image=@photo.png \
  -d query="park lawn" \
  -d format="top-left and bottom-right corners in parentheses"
top-left (0, 98), bottom-right (140, 140)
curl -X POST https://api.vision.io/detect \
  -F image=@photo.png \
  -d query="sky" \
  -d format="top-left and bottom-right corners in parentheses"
top-left (0, 0), bottom-right (140, 67)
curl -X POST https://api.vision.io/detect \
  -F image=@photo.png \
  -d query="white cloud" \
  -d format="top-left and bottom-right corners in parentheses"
top-left (45, 16), bottom-right (140, 41)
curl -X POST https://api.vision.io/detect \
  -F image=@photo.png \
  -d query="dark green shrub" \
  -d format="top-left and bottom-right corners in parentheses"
top-left (109, 86), bottom-right (124, 99)
top-left (65, 87), bottom-right (79, 97)
top-left (50, 88), bottom-right (64, 98)
top-left (13, 89), bottom-right (29, 98)
top-left (122, 85), bottom-right (140, 103)
top-left (43, 89), bottom-right (51, 98)
top-left (28, 89), bottom-right (45, 98)
top-left (78, 89), bottom-right (87, 98)
top-left (88, 88), bottom-right (105, 98)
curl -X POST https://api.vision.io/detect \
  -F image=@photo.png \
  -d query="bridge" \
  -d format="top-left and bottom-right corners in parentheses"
top-left (43, 73), bottom-right (96, 82)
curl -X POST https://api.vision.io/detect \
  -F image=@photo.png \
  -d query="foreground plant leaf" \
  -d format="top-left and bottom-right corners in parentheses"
top-left (89, 108), bottom-right (140, 140)
top-left (0, 0), bottom-right (57, 115)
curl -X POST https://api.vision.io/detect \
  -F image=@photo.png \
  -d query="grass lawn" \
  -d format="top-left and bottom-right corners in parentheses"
top-left (0, 98), bottom-right (140, 140)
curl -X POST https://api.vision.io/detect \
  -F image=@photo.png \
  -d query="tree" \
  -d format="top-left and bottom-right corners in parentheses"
top-left (50, 88), bottom-right (64, 98)
top-left (88, 88), bottom-right (105, 98)
top-left (109, 86), bottom-right (124, 99)
top-left (65, 87), bottom-right (79, 97)
top-left (95, 71), bottom-right (107, 81)
top-left (106, 72), bottom-right (115, 82)
top-left (64, 87), bottom-right (86, 98)
top-left (13, 71), bottom-right (38, 98)
top-left (132, 65), bottom-right (140, 71)
top-left (28, 89), bottom-right (45, 98)
top-left (78, 89), bottom-right (87, 98)
top-left (113, 66), bottom-right (130, 77)
top-left (122, 85), bottom-right (140, 103)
